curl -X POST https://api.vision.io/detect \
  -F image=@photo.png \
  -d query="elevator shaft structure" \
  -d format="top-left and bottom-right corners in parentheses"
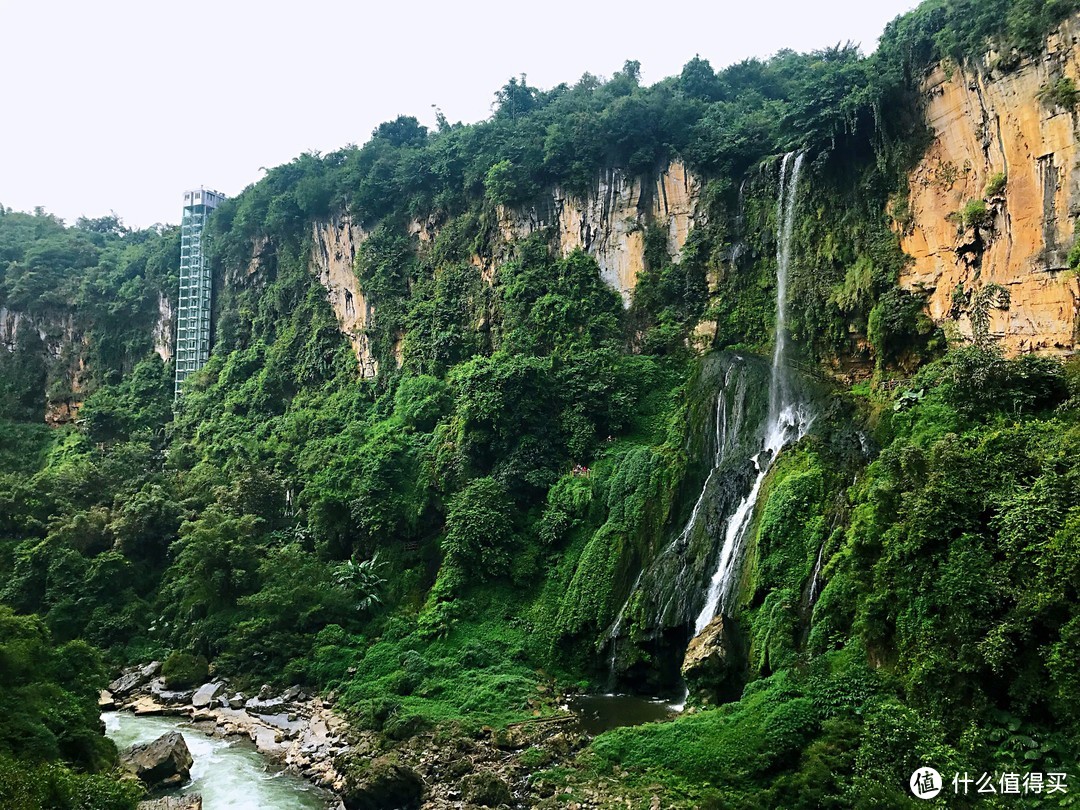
top-left (174, 188), bottom-right (224, 397)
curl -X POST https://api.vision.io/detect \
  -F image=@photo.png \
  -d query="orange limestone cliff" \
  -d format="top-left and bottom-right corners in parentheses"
top-left (901, 20), bottom-right (1080, 356)
top-left (297, 162), bottom-right (703, 376)
top-left (497, 160), bottom-right (702, 306)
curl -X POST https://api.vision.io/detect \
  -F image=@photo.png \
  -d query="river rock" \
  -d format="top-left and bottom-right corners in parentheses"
top-left (109, 661), bottom-right (161, 698)
top-left (159, 689), bottom-right (196, 705)
top-left (227, 693), bottom-right (246, 709)
top-left (137, 795), bottom-right (202, 810)
top-left (120, 731), bottom-right (193, 791)
top-left (150, 679), bottom-right (196, 705)
top-left (460, 771), bottom-right (512, 807)
top-left (129, 696), bottom-right (167, 716)
top-left (245, 696), bottom-right (286, 714)
top-left (192, 681), bottom-right (226, 708)
top-left (340, 756), bottom-right (423, 810)
top-left (99, 690), bottom-right (116, 710)
top-left (681, 614), bottom-right (744, 702)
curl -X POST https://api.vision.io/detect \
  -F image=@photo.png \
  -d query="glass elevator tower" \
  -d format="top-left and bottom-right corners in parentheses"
top-left (174, 188), bottom-right (224, 397)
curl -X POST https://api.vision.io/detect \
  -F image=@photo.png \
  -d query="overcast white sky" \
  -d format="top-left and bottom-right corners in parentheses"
top-left (0, 0), bottom-right (919, 228)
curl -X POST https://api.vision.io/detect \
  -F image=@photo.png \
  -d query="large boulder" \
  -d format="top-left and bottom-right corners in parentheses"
top-left (191, 681), bottom-right (226, 709)
top-left (245, 696), bottom-right (286, 714)
top-left (460, 771), bottom-right (513, 807)
top-left (109, 661), bottom-right (162, 698)
top-left (681, 614), bottom-right (745, 703)
top-left (340, 756), bottom-right (423, 810)
top-left (150, 679), bottom-right (196, 705)
top-left (120, 731), bottom-right (194, 791)
top-left (137, 796), bottom-right (202, 810)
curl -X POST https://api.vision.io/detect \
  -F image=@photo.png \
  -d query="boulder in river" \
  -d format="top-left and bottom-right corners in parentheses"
top-left (150, 679), bottom-right (196, 705)
top-left (120, 731), bottom-right (193, 791)
top-left (191, 681), bottom-right (226, 709)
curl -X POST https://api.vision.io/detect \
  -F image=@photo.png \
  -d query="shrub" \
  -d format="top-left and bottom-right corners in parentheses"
top-left (920, 347), bottom-right (1067, 417)
top-left (393, 375), bottom-right (451, 432)
top-left (984, 171), bottom-right (1007, 197)
top-left (441, 478), bottom-right (514, 579)
top-left (0, 756), bottom-right (143, 810)
top-left (1039, 77), bottom-right (1080, 108)
top-left (1068, 242), bottom-right (1080, 270)
top-left (161, 650), bottom-right (209, 689)
top-left (960, 198), bottom-right (991, 228)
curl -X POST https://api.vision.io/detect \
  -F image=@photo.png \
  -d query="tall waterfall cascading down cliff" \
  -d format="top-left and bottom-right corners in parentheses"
top-left (606, 153), bottom-right (813, 688)
top-left (692, 151), bottom-right (813, 636)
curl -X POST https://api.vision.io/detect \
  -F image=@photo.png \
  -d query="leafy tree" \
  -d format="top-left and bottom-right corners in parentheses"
top-left (441, 477), bottom-right (514, 579)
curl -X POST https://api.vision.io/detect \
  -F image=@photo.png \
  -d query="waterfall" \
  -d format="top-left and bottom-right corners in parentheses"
top-left (605, 365), bottom-right (747, 669)
top-left (730, 178), bottom-right (749, 266)
top-left (807, 541), bottom-right (826, 605)
top-left (692, 152), bottom-right (812, 637)
top-left (606, 569), bottom-right (642, 677)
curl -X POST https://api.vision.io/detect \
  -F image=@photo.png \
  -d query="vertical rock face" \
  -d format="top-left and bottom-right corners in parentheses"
top-left (310, 212), bottom-right (378, 378)
top-left (1, 306), bottom-right (86, 424)
top-left (901, 20), bottom-right (1080, 355)
top-left (153, 293), bottom-right (175, 363)
top-left (497, 160), bottom-right (702, 305)
top-left (301, 163), bottom-right (702, 374)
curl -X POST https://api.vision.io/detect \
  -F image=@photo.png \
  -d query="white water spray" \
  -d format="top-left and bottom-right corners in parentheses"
top-left (807, 541), bottom-right (826, 605)
top-left (605, 366), bottom-right (746, 670)
top-left (604, 358), bottom-right (747, 656)
top-left (692, 152), bottom-right (812, 637)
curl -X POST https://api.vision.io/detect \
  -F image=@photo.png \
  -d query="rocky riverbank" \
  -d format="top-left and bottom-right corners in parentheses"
top-left (103, 662), bottom-right (350, 804)
top-left (103, 663), bottom-right (672, 808)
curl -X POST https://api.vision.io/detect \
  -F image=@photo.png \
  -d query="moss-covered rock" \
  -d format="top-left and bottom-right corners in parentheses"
top-left (459, 771), bottom-right (512, 807)
top-left (338, 755), bottom-right (424, 810)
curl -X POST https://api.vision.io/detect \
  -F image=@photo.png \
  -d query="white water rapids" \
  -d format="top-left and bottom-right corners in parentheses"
top-left (103, 711), bottom-right (331, 809)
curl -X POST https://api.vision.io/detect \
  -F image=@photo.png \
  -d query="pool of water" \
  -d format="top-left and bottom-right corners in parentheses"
top-left (103, 711), bottom-right (332, 809)
top-left (567, 694), bottom-right (681, 735)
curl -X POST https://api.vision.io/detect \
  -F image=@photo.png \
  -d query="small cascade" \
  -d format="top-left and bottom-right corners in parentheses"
top-left (807, 540), bottom-right (826, 606)
top-left (605, 360), bottom-right (750, 663)
top-left (692, 151), bottom-right (812, 637)
top-left (730, 178), bottom-right (749, 266)
top-left (667, 365), bottom-right (746, 553)
top-left (605, 570), bottom-right (642, 679)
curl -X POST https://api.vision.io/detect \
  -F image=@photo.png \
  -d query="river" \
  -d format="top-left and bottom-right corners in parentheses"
top-left (103, 711), bottom-right (333, 809)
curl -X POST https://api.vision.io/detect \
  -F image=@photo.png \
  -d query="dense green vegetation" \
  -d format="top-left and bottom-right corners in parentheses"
top-left (0, 208), bottom-right (178, 422)
top-left (0, 607), bottom-right (142, 809)
top-left (578, 348), bottom-right (1080, 807)
top-left (2, 0), bottom-right (1079, 806)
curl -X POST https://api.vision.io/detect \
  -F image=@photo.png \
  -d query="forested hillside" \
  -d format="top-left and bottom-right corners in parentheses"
top-left (2, 0), bottom-right (1079, 807)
